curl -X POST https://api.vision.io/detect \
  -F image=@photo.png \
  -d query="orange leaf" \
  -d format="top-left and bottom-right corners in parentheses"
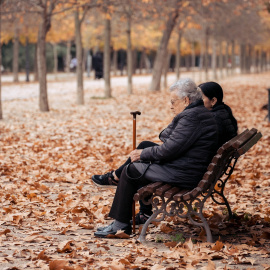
top-left (164, 241), bottom-right (177, 248)
top-left (160, 223), bottom-right (174, 233)
top-left (211, 240), bottom-right (224, 251)
top-left (49, 260), bottom-right (68, 270)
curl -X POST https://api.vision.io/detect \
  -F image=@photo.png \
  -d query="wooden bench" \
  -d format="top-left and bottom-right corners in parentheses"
top-left (133, 128), bottom-right (262, 243)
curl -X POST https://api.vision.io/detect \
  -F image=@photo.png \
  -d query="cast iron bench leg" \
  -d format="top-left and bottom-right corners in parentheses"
top-left (198, 212), bottom-right (213, 243)
top-left (138, 208), bottom-right (164, 243)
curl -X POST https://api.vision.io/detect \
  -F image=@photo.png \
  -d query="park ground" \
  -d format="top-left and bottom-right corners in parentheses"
top-left (0, 72), bottom-right (270, 270)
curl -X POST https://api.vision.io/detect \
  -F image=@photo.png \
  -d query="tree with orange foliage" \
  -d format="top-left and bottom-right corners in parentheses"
top-left (149, 0), bottom-right (188, 91)
top-left (74, 0), bottom-right (101, 105)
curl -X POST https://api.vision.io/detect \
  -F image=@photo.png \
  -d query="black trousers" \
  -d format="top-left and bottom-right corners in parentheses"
top-left (114, 141), bottom-right (158, 179)
top-left (108, 163), bottom-right (152, 224)
top-left (113, 140), bottom-right (158, 216)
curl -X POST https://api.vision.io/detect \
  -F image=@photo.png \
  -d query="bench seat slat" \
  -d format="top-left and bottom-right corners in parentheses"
top-left (183, 187), bottom-right (202, 201)
top-left (144, 182), bottom-right (164, 193)
top-left (155, 184), bottom-right (172, 196)
top-left (173, 190), bottom-right (190, 201)
top-left (164, 187), bottom-right (181, 198)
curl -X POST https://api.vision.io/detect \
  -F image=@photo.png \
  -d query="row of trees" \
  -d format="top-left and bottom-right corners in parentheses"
top-left (0, 0), bottom-right (270, 119)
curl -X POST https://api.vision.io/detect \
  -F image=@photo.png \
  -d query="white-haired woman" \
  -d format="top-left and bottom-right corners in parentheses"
top-left (93, 78), bottom-right (218, 237)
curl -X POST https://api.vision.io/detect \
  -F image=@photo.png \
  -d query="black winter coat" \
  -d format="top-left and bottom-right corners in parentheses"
top-left (211, 103), bottom-right (238, 148)
top-left (134, 100), bottom-right (218, 189)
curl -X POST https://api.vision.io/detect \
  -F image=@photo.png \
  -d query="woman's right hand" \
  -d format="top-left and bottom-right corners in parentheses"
top-left (130, 149), bottom-right (143, 162)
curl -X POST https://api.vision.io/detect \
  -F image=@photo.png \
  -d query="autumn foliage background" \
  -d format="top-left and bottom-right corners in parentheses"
top-left (1, 0), bottom-right (270, 269)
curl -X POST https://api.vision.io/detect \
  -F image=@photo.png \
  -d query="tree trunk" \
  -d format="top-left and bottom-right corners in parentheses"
top-left (37, 16), bottom-right (50, 112)
top-left (83, 48), bottom-right (87, 72)
top-left (225, 41), bottom-right (229, 77)
top-left (246, 44), bottom-right (251, 73)
top-left (113, 49), bottom-right (117, 76)
top-left (53, 43), bottom-right (58, 74)
top-left (34, 43), bottom-right (39, 81)
top-left (13, 20), bottom-right (19, 82)
top-left (66, 40), bottom-right (71, 72)
top-left (144, 51), bottom-right (151, 73)
top-left (185, 54), bottom-right (190, 71)
top-left (260, 49), bottom-right (263, 72)
top-left (175, 31), bottom-right (182, 80)
top-left (75, 9), bottom-right (84, 105)
top-left (191, 41), bottom-right (196, 79)
top-left (132, 50), bottom-right (137, 75)
top-left (240, 44), bottom-right (245, 74)
top-left (199, 42), bottom-right (204, 82)
top-left (86, 49), bottom-right (91, 77)
top-left (104, 18), bottom-right (111, 98)
top-left (219, 42), bottom-right (223, 79)
top-left (25, 37), bottom-right (30, 82)
top-left (267, 51), bottom-right (269, 71)
top-left (163, 50), bottom-right (171, 89)
top-left (204, 27), bottom-right (210, 81)
top-left (212, 38), bottom-right (217, 80)
top-left (149, 10), bottom-right (179, 91)
top-left (252, 46), bottom-right (256, 73)
top-left (231, 40), bottom-right (235, 75)
top-left (126, 12), bottom-right (132, 95)
top-left (255, 49), bottom-right (259, 73)
top-left (139, 50), bottom-right (143, 74)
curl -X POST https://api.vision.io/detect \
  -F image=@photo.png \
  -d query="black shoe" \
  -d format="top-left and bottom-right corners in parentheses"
top-left (131, 211), bottom-right (151, 226)
top-left (91, 171), bottom-right (118, 188)
top-left (97, 221), bottom-right (114, 231)
top-left (94, 223), bottom-right (131, 238)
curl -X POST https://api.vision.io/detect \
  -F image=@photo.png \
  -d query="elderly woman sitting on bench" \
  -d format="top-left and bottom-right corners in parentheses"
top-left (92, 78), bottom-right (218, 237)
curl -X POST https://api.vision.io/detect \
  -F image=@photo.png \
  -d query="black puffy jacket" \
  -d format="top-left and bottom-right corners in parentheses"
top-left (134, 100), bottom-right (218, 189)
top-left (211, 103), bottom-right (238, 148)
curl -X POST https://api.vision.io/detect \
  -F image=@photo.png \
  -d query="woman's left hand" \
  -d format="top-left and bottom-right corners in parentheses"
top-left (130, 149), bottom-right (143, 162)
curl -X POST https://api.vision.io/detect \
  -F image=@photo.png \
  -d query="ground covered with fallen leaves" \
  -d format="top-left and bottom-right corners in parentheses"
top-left (0, 72), bottom-right (270, 270)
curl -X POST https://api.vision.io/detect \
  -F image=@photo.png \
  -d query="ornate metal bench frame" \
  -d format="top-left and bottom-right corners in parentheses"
top-left (133, 128), bottom-right (262, 243)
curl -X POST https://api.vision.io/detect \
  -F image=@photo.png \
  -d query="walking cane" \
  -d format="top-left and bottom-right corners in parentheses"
top-left (130, 111), bottom-right (141, 234)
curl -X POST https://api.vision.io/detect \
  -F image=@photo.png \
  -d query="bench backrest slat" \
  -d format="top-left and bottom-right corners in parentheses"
top-left (232, 128), bottom-right (257, 149)
top-left (235, 132), bottom-right (262, 157)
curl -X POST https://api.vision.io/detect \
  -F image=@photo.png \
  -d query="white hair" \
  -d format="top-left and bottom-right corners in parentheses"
top-left (169, 78), bottom-right (202, 103)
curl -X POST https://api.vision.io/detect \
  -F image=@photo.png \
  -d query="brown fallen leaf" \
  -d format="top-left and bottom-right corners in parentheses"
top-left (201, 260), bottom-right (216, 270)
top-left (79, 223), bottom-right (94, 229)
top-left (118, 258), bottom-right (131, 266)
top-left (107, 230), bottom-right (130, 239)
top-left (37, 249), bottom-right (50, 262)
top-left (211, 239), bottom-right (224, 252)
top-left (0, 229), bottom-right (11, 235)
top-left (109, 259), bottom-right (125, 270)
top-left (57, 241), bottom-right (73, 253)
top-left (164, 241), bottom-right (177, 248)
top-left (49, 260), bottom-right (68, 270)
top-left (24, 234), bottom-right (50, 243)
top-left (160, 223), bottom-right (174, 233)
top-left (261, 231), bottom-right (270, 240)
